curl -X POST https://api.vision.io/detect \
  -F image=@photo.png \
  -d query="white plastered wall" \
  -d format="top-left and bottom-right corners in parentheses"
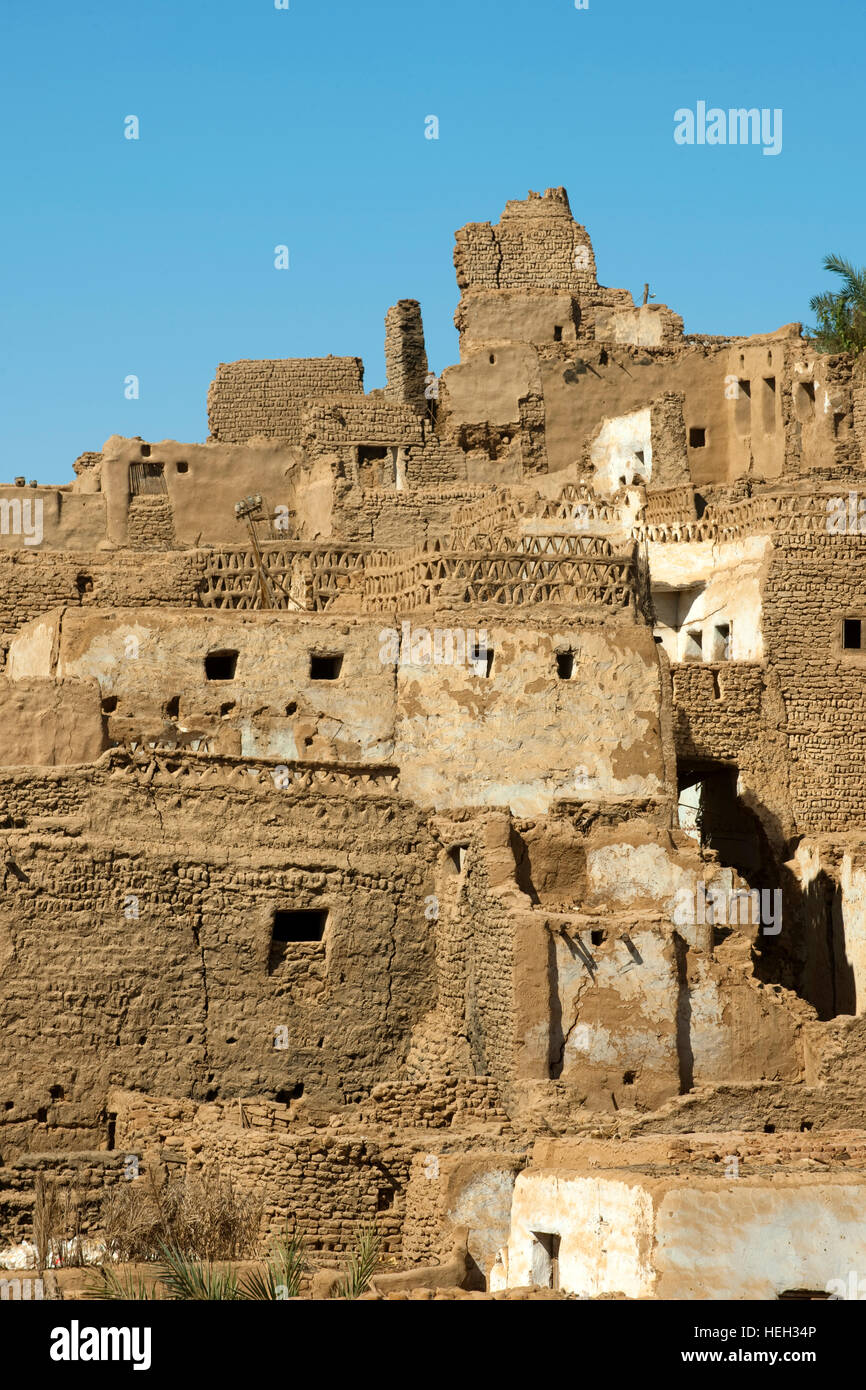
top-left (648, 535), bottom-right (769, 663)
top-left (589, 408), bottom-right (652, 496)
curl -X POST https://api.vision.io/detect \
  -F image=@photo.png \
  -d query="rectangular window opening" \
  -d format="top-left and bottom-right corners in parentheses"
top-left (762, 377), bottom-right (777, 434)
top-left (556, 651), bottom-right (575, 680)
top-left (205, 649), bottom-right (238, 681)
top-left (272, 909), bottom-right (328, 943)
top-left (688, 427), bottom-right (706, 449)
top-left (447, 844), bottom-right (469, 874)
top-left (310, 653), bottom-right (343, 680)
top-left (553, 325), bottom-right (563, 342)
top-left (129, 461), bottom-right (167, 496)
top-left (714, 623), bottom-right (731, 662)
top-left (471, 642), bottom-right (493, 677)
top-left (735, 380), bottom-right (752, 436)
top-left (843, 619), bottom-right (862, 651)
top-left (796, 381), bottom-right (816, 423)
top-left (682, 628), bottom-right (703, 662)
top-left (357, 445), bottom-right (389, 486)
top-left (270, 909), bottom-right (328, 970)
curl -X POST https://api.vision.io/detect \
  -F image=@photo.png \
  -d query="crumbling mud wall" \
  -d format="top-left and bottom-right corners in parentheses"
top-left (4, 187), bottom-right (866, 1299)
top-left (207, 357), bottom-right (365, 444)
top-left (0, 768), bottom-right (439, 1155)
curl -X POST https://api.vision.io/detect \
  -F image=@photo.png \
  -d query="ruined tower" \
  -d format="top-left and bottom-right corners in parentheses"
top-left (384, 299), bottom-right (429, 413)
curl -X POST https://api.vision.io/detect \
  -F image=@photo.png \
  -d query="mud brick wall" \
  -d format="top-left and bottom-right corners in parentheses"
top-left (126, 498), bottom-right (176, 549)
top-left (763, 533), bottom-right (866, 832)
top-left (671, 662), bottom-right (765, 761)
top-left (670, 656), bottom-right (798, 841)
top-left (454, 190), bottom-right (598, 294)
top-left (0, 555), bottom-right (87, 640)
top-left (854, 362), bottom-right (866, 467)
top-left (517, 391), bottom-right (548, 474)
top-left (207, 357), bottom-right (364, 444)
top-left (401, 1149), bottom-right (526, 1271)
top-left (821, 355), bottom-right (859, 471)
top-left (642, 484), bottom-right (696, 526)
top-left (400, 1151), bottom-right (447, 1263)
top-left (335, 487), bottom-right (480, 547)
top-left (650, 393), bottom-right (690, 488)
top-left (0, 767), bottom-right (94, 823)
top-left (384, 300), bottom-right (429, 412)
top-left (434, 844), bottom-right (517, 1094)
top-left (355, 1079), bottom-right (507, 1129)
top-left (108, 1091), bottom-right (514, 1267)
top-left (780, 350), bottom-right (859, 479)
top-left (109, 1096), bottom-right (414, 1257)
top-left (180, 1130), bottom-right (412, 1256)
top-left (402, 433), bottom-right (467, 488)
top-left (0, 1153), bottom-right (128, 1246)
top-left (302, 397), bottom-right (423, 449)
top-left (0, 770), bottom-right (439, 1160)
top-left (0, 550), bottom-right (207, 642)
top-left (86, 552), bottom-right (207, 607)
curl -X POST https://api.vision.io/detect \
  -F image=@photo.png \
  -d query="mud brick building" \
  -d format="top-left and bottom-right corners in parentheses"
top-left (3, 187), bottom-right (866, 1298)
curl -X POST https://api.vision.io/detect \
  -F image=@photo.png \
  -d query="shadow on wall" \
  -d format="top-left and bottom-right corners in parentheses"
top-left (678, 761), bottom-right (856, 1020)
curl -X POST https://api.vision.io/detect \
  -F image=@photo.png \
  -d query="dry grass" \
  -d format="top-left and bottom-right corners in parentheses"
top-left (32, 1176), bottom-right (86, 1268)
top-left (99, 1166), bottom-right (263, 1263)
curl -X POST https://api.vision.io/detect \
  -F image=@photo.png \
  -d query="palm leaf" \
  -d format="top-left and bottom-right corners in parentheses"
top-left (268, 1230), bottom-right (307, 1298)
top-left (153, 1243), bottom-right (239, 1300)
top-left (238, 1230), bottom-right (307, 1300)
top-left (237, 1266), bottom-right (280, 1300)
top-left (82, 1267), bottom-right (157, 1300)
top-left (808, 253), bottom-right (866, 355)
top-left (823, 254), bottom-right (866, 300)
top-left (333, 1226), bottom-right (381, 1300)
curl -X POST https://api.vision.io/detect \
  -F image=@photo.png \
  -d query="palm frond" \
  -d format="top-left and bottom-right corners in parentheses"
top-left (153, 1243), bottom-right (239, 1301)
top-left (82, 1267), bottom-right (157, 1301)
top-left (810, 291), bottom-right (842, 315)
top-left (238, 1229), bottom-right (307, 1299)
top-left (807, 253), bottom-right (866, 356)
top-left (268, 1230), bottom-right (307, 1298)
top-left (333, 1225), bottom-right (381, 1300)
top-left (237, 1266), bottom-right (280, 1300)
top-left (823, 253), bottom-right (866, 298)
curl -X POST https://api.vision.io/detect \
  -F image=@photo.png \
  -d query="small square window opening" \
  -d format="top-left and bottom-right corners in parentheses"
top-left (310, 653), bottom-right (343, 680)
top-left (205, 649), bottom-right (238, 681)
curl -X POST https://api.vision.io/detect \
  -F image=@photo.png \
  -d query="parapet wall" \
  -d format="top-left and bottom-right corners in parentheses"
top-left (207, 356), bottom-right (364, 444)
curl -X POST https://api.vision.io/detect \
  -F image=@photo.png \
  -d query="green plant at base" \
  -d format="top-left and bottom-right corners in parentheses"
top-left (333, 1226), bottom-right (382, 1300)
top-left (82, 1268), bottom-right (158, 1300)
top-left (83, 1230), bottom-right (308, 1302)
top-left (238, 1229), bottom-right (307, 1300)
top-left (152, 1243), bottom-right (240, 1300)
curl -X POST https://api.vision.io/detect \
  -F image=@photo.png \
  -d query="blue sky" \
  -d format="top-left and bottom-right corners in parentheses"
top-left (1, 0), bottom-right (863, 484)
